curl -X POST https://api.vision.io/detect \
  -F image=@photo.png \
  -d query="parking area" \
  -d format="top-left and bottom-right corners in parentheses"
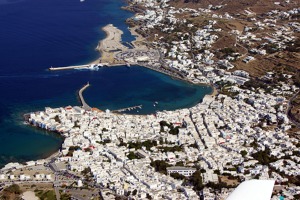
top-left (115, 49), bottom-right (160, 62)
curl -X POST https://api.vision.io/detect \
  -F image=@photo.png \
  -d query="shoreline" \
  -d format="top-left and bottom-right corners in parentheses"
top-left (38, 80), bottom-right (211, 166)
top-left (92, 23), bottom-right (217, 92)
top-left (21, 80), bottom-right (215, 169)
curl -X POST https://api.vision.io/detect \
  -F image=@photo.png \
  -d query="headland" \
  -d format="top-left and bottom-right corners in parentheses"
top-left (96, 24), bottom-right (128, 64)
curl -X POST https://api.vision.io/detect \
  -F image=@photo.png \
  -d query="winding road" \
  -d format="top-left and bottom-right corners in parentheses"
top-left (287, 91), bottom-right (300, 128)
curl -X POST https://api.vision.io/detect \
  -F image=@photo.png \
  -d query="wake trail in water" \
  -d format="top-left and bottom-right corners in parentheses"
top-left (0, 73), bottom-right (61, 79)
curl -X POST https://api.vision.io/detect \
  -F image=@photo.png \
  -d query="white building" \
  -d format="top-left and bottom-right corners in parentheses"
top-left (166, 166), bottom-right (196, 177)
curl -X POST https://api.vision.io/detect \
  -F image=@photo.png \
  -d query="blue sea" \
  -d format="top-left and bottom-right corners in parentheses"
top-left (0, 0), bottom-right (212, 167)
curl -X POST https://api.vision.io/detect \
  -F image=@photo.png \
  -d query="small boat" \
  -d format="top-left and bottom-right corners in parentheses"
top-left (89, 65), bottom-right (99, 71)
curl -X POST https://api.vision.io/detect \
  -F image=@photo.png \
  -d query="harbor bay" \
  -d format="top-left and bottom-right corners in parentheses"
top-left (0, 65), bottom-right (212, 168)
top-left (0, 0), bottom-right (212, 167)
top-left (0, 0), bottom-right (135, 167)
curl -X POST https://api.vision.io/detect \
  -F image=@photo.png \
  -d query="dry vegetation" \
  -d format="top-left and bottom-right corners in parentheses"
top-left (219, 176), bottom-right (239, 187)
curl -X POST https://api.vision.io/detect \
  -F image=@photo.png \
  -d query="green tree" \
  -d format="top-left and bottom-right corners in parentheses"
top-left (150, 160), bottom-right (171, 174)
top-left (4, 184), bottom-right (22, 194)
top-left (132, 189), bottom-right (137, 196)
top-left (146, 193), bottom-right (152, 199)
top-left (175, 161), bottom-right (184, 166)
top-left (127, 152), bottom-right (140, 160)
top-left (81, 167), bottom-right (91, 175)
top-left (252, 148), bottom-right (278, 165)
top-left (170, 172), bottom-right (186, 180)
top-left (240, 150), bottom-right (248, 157)
top-left (159, 145), bottom-right (183, 152)
top-left (190, 171), bottom-right (203, 191)
top-left (160, 120), bottom-right (170, 132)
top-left (169, 126), bottom-right (180, 135)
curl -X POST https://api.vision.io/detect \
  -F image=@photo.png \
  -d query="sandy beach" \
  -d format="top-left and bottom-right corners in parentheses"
top-left (210, 85), bottom-right (218, 97)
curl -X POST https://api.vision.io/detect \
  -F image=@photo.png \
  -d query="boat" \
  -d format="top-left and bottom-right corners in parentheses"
top-left (77, 64), bottom-right (100, 71)
top-left (88, 64), bottom-right (100, 71)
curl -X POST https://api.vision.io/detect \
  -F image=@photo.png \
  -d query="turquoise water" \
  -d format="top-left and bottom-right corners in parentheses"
top-left (0, 0), bottom-right (212, 167)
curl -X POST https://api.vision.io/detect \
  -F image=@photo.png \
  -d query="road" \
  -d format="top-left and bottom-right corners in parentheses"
top-left (54, 187), bottom-right (61, 200)
top-left (287, 91), bottom-right (300, 128)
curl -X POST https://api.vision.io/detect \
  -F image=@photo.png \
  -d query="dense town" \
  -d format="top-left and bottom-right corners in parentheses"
top-left (1, 0), bottom-right (299, 199)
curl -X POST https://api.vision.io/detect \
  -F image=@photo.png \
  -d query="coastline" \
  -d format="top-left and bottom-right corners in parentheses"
top-left (2, 0), bottom-right (299, 198)
top-left (6, 0), bottom-right (217, 171)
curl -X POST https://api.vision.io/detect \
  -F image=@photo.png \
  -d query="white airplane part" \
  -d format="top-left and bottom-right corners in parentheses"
top-left (227, 179), bottom-right (275, 200)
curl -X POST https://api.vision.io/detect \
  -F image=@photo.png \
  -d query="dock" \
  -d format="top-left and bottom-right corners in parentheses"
top-left (78, 82), bottom-right (92, 111)
top-left (113, 105), bottom-right (142, 113)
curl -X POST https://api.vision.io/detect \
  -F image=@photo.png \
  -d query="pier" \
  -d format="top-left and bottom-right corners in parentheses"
top-left (78, 82), bottom-right (92, 111)
top-left (48, 63), bottom-right (129, 71)
top-left (49, 64), bottom-right (90, 71)
top-left (113, 105), bottom-right (142, 113)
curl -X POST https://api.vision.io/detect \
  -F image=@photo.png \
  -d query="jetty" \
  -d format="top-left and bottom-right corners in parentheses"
top-left (113, 105), bottom-right (142, 113)
top-left (78, 82), bottom-right (92, 111)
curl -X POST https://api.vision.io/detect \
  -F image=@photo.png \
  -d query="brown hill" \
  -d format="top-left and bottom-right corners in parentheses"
top-left (169, 0), bottom-right (300, 15)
